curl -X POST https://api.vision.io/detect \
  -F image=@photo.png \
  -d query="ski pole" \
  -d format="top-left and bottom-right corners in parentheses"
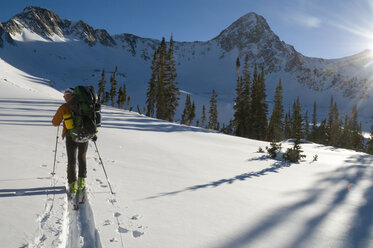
top-left (51, 125), bottom-right (60, 176)
top-left (94, 141), bottom-right (114, 194)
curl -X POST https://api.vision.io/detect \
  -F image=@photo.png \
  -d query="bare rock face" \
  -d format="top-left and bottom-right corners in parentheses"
top-left (1, 6), bottom-right (116, 47)
top-left (213, 12), bottom-right (302, 74)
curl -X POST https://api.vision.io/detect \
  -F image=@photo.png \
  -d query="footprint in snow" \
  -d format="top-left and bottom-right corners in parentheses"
top-left (118, 227), bottom-right (129, 233)
top-left (103, 219), bottom-right (112, 226)
top-left (110, 237), bottom-right (118, 243)
top-left (132, 231), bottom-right (144, 238)
top-left (108, 198), bottom-right (117, 205)
top-left (131, 214), bottom-right (142, 220)
top-left (114, 212), bottom-right (121, 218)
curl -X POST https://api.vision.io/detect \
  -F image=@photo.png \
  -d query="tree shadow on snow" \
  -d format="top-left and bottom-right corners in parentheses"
top-left (215, 153), bottom-right (373, 248)
top-left (101, 111), bottom-right (216, 134)
top-left (143, 159), bottom-right (293, 200)
top-left (0, 186), bottom-right (65, 197)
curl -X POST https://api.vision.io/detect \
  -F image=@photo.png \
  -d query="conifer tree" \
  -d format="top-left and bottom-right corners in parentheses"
top-left (267, 80), bottom-right (284, 141)
top-left (156, 38), bottom-right (168, 120)
top-left (117, 86), bottom-right (124, 109)
top-left (208, 89), bottom-right (219, 130)
top-left (367, 125), bottom-right (373, 154)
top-left (126, 96), bottom-right (131, 110)
top-left (181, 95), bottom-right (192, 125)
top-left (349, 105), bottom-right (364, 151)
top-left (109, 66), bottom-right (118, 107)
top-left (98, 68), bottom-right (106, 103)
top-left (146, 49), bottom-right (159, 117)
top-left (201, 105), bottom-right (206, 128)
top-left (340, 114), bottom-right (351, 148)
top-left (328, 98), bottom-right (341, 147)
top-left (310, 101), bottom-right (317, 142)
top-left (164, 34), bottom-right (180, 122)
top-left (317, 119), bottom-right (328, 145)
top-left (250, 65), bottom-right (268, 140)
top-left (117, 83), bottom-right (127, 109)
top-left (284, 110), bottom-right (291, 139)
top-left (291, 97), bottom-right (303, 141)
top-left (304, 111), bottom-right (309, 140)
top-left (104, 92), bottom-right (110, 105)
top-left (242, 55), bottom-right (252, 136)
top-left (284, 97), bottom-right (306, 163)
top-left (233, 57), bottom-right (244, 136)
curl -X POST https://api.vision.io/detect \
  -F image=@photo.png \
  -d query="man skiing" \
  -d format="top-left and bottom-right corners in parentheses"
top-left (52, 88), bottom-right (87, 196)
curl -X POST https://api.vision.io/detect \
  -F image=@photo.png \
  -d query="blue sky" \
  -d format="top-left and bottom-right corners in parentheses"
top-left (1, 0), bottom-right (373, 59)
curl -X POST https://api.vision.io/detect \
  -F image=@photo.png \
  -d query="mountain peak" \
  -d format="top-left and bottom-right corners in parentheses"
top-left (212, 11), bottom-right (292, 66)
top-left (214, 12), bottom-right (271, 40)
top-left (11, 6), bottom-right (65, 38)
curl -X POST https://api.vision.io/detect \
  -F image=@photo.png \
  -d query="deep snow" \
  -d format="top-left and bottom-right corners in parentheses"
top-left (1, 59), bottom-right (373, 247)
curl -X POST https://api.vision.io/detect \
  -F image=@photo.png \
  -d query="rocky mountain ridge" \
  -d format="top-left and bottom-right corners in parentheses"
top-left (1, 6), bottom-right (373, 127)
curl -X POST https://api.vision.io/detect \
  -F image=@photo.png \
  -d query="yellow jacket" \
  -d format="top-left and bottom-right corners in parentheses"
top-left (52, 102), bottom-right (72, 139)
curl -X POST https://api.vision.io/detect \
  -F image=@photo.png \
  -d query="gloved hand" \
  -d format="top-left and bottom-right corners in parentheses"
top-left (92, 135), bottom-right (97, 142)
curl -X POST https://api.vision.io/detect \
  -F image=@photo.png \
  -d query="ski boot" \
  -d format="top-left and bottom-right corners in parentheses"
top-left (77, 177), bottom-right (86, 204)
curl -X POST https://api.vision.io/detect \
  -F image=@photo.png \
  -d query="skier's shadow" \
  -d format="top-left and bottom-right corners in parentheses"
top-left (0, 186), bottom-right (65, 197)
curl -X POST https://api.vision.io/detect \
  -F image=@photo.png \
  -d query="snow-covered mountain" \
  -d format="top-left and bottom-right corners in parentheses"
top-left (2, 52), bottom-right (373, 248)
top-left (1, 6), bottom-right (373, 128)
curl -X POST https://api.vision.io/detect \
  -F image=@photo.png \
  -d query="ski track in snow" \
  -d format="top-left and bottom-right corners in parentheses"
top-left (66, 196), bottom-right (102, 248)
top-left (26, 148), bottom-right (103, 248)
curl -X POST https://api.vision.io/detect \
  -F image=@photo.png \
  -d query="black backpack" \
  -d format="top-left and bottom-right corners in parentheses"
top-left (67, 85), bottom-right (101, 143)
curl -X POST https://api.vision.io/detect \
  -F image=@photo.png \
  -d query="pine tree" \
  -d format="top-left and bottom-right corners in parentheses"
top-left (284, 110), bottom-right (291, 139)
top-left (181, 95), bottom-right (192, 125)
top-left (190, 101), bottom-right (196, 126)
top-left (283, 97), bottom-right (306, 163)
top-left (291, 97), bottom-right (303, 141)
top-left (349, 105), bottom-right (364, 151)
top-left (250, 65), bottom-right (268, 140)
top-left (146, 49), bottom-right (159, 117)
top-left (126, 96), bottom-right (131, 110)
top-left (267, 79), bottom-right (284, 141)
top-left (201, 105), bottom-right (206, 128)
top-left (109, 66), bottom-right (118, 107)
top-left (164, 34), bottom-right (180, 122)
top-left (242, 55), bottom-right (251, 137)
top-left (102, 91), bottom-right (109, 104)
top-left (233, 57), bottom-right (244, 136)
top-left (117, 86), bottom-right (123, 109)
top-left (317, 119), bottom-right (328, 145)
top-left (117, 83), bottom-right (127, 109)
top-left (208, 89), bottom-right (219, 130)
top-left (304, 111), bottom-right (309, 140)
top-left (156, 38), bottom-right (168, 120)
top-left (367, 125), bottom-right (373, 154)
top-left (98, 69), bottom-right (106, 103)
top-left (310, 101), bottom-right (317, 142)
top-left (328, 99), bottom-right (341, 147)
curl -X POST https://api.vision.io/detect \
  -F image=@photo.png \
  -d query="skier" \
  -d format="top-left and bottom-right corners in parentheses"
top-left (52, 88), bottom-right (87, 195)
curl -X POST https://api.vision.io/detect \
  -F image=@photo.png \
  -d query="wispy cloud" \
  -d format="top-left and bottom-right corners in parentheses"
top-left (290, 13), bottom-right (322, 28)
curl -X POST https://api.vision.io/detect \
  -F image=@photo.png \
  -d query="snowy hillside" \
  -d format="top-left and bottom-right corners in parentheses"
top-left (1, 6), bottom-right (373, 129)
top-left (1, 57), bottom-right (373, 248)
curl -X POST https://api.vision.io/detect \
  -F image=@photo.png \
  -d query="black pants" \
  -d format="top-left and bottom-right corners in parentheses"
top-left (66, 135), bottom-right (88, 184)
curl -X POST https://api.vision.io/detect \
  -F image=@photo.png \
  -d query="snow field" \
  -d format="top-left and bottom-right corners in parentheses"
top-left (1, 60), bottom-right (373, 247)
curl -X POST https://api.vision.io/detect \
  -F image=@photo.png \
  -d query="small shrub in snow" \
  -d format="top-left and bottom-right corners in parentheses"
top-left (258, 147), bottom-right (264, 153)
top-left (266, 141), bottom-right (282, 159)
top-left (283, 141), bottom-right (306, 163)
top-left (313, 154), bottom-right (318, 162)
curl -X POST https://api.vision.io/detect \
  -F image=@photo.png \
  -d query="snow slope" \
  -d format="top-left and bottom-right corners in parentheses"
top-left (1, 59), bottom-right (373, 247)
